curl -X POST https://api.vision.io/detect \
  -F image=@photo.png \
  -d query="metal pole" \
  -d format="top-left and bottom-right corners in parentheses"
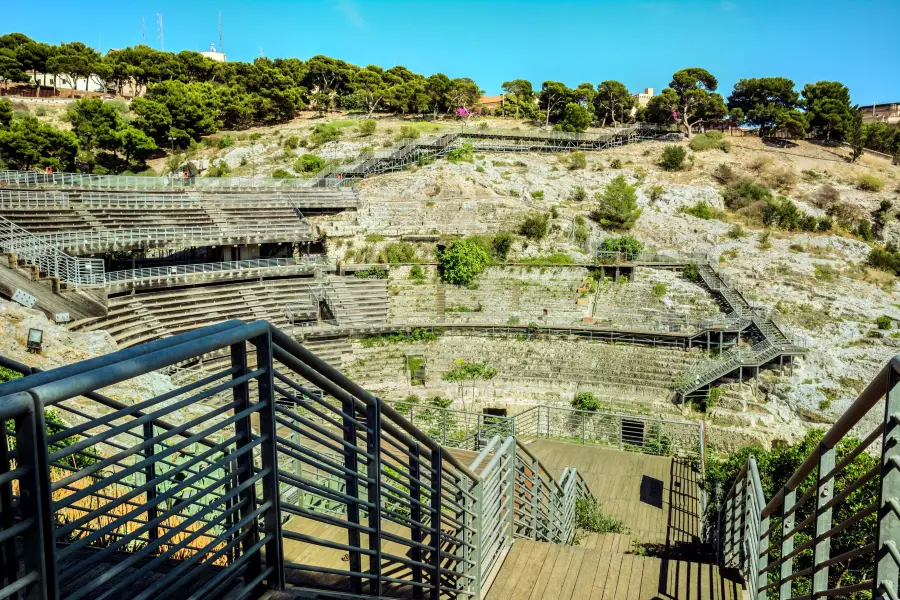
top-left (142, 421), bottom-right (160, 551)
top-left (367, 401), bottom-right (384, 597)
top-left (876, 360), bottom-right (900, 597)
top-left (779, 490), bottom-right (796, 600)
top-left (409, 443), bottom-right (423, 598)
top-left (429, 450), bottom-right (442, 600)
top-left (811, 444), bottom-right (835, 596)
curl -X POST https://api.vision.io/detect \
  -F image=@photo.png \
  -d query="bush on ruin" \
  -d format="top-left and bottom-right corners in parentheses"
top-left (592, 176), bottom-right (641, 230)
top-left (867, 245), bottom-right (900, 276)
top-left (600, 235), bottom-right (644, 258)
top-left (491, 232), bottom-right (514, 261)
top-left (359, 119), bottom-right (377, 136)
top-left (284, 135), bottom-right (300, 149)
top-left (438, 238), bottom-right (490, 286)
top-left (309, 123), bottom-right (342, 147)
top-left (518, 213), bottom-right (550, 240)
top-left (571, 392), bottom-right (602, 412)
top-left (722, 179), bottom-right (773, 210)
top-left (559, 151), bottom-right (587, 170)
top-left (659, 145), bottom-right (686, 171)
top-left (569, 185), bottom-right (588, 202)
top-left (294, 154), bottom-right (325, 173)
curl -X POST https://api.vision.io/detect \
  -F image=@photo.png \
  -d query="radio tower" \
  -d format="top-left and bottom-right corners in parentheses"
top-left (157, 13), bottom-right (164, 51)
top-left (218, 12), bottom-right (223, 53)
top-left (141, 17), bottom-right (146, 43)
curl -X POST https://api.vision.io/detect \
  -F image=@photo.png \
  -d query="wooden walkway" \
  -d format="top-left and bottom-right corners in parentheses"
top-left (527, 440), bottom-right (702, 549)
top-left (485, 540), bottom-right (743, 600)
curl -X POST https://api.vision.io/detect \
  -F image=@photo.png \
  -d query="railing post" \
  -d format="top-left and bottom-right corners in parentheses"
top-left (409, 443), bottom-right (423, 599)
top-left (581, 412), bottom-right (585, 444)
top-left (758, 510), bottom-right (769, 600)
top-left (14, 399), bottom-right (58, 600)
top-left (442, 410), bottom-right (447, 445)
top-left (254, 329), bottom-right (285, 590)
top-left (779, 489), bottom-right (796, 600)
top-left (812, 443), bottom-right (835, 597)
top-left (531, 457), bottom-right (540, 540)
top-left (506, 443), bottom-right (516, 539)
top-left (230, 342), bottom-right (264, 585)
top-left (142, 421), bottom-right (160, 552)
top-left (366, 400), bottom-right (384, 597)
top-left (876, 359), bottom-right (900, 598)
top-left (724, 487), bottom-right (735, 565)
top-left (340, 393), bottom-right (363, 593)
top-left (429, 448), bottom-right (442, 600)
top-left (471, 479), bottom-right (483, 599)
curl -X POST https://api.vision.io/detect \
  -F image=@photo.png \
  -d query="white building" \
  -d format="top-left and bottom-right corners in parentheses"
top-left (200, 44), bottom-right (226, 63)
top-left (632, 87), bottom-right (654, 107)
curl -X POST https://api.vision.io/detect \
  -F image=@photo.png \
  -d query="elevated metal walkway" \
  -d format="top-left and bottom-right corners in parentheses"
top-left (312, 123), bottom-right (679, 184)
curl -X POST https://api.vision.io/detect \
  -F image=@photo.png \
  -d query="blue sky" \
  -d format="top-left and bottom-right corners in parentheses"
top-left (5, 0), bottom-right (898, 105)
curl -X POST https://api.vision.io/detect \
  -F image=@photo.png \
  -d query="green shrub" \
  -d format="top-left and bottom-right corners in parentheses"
top-left (519, 253), bottom-right (573, 265)
top-left (442, 360), bottom-right (497, 381)
top-left (712, 163), bottom-right (738, 184)
top-left (651, 282), bottom-right (668, 298)
top-left (813, 263), bottom-right (836, 281)
top-left (648, 185), bottom-right (664, 203)
top-left (518, 213), bottom-right (550, 240)
top-left (727, 225), bottom-right (747, 239)
top-left (309, 123), bottom-right (341, 146)
top-left (410, 264), bottom-right (426, 282)
top-left (856, 174), bottom-right (884, 192)
top-left (284, 135), bottom-right (300, 149)
top-left (359, 119), bottom-right (377, 136)
top-left (249, 132), bottom-right (263, 141)
top-left (659, 145), bottom-right (687, 170)
top-left (681, 200), bottom-right (721, 220)
top-left (600, 235), bottom-right (644, 258)
top-left (354, 267), bottom-right (388, 279)
top-left (569, 185), bottom-right (587, 202)
top-left (571, 392), bottom-right (601, 412)
top-left (438, 238), bottom-right (490, 285)
top-left (271, 168), bottom-right (293, 179)
top-left (446, 143), bottom-right (473, 163)
top-left (395, 125), bottom-right (421, 141)
top-left (609, 158), bottom-right (623, 169)
top-left (689, 131), bottom-right (729, 152)
top-left (683, 261), bottom-right (701, 282)
top-left (206, 160), bottom-right (231, 177)
top-left (855, 220), bottom-right (874, 241)
top-left (758, 230), bottom-right (772, 250)
top-left (866, 245), bottom-right (900, 275)
top-left (491, 231), bottom-right (514, 260)
top-left (560, 151), bottom-right (587, 170)
top-left (592, 176), bottom-right (641, 229)
top-left (294, 153), bottom-right (325, 173)
top-left (575, 497), bottom-right (626, 534)
top-left (875, 316), bottom-right (893, 330)
top-left (379, 242), bottom-right (418, 264)
top-left (722, 180), bottom-right (773, 210)
top-left (531, 190), bottom-right (544, 200)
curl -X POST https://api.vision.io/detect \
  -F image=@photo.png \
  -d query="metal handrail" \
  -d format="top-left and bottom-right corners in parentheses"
top-left (716, 354), bottom-right (900, 599)
top-left (0, 214), bottom-right (105, 287)
top-left (0, 170), bottom-right (355, 190)
top-left (104, 257), bottom-right (325, 287)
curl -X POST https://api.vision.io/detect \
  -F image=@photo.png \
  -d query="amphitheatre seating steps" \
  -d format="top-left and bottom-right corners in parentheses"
top-left (2, 208), bottom-right (94, 234)
top-left (76, 276), bottom-right (322, 347)
top-left (86, 207), bottom-right (217, 229)
top-left (387, 266), bottom-right (590, 325)
top-left (356, 198), bottom-right (513, 237)
top-left (325, 276), bottom-right (389, 327)
top-left (590, 269), bottom-right (721, 321)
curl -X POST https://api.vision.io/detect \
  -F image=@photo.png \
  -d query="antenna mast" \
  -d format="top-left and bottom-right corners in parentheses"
top-left (141, 17), bottom-right (145, 43)
top-left (259, 46), bottom-right (264, 58)
top-left (218, 12), bottom-right (223, 53)
top-left (157, 13), bottom-right (164, 51)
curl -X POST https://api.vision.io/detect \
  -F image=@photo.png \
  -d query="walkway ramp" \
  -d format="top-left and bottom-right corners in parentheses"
top-left (525, 439), bottom-right (701, 547)
top-left (486, 539), bottom-right (743, 600)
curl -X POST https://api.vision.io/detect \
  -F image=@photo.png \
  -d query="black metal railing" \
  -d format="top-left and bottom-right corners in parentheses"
top-left (0, 320), bottom-right (593, 600)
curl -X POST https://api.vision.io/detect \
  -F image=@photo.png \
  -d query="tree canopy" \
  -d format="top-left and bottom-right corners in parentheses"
top-left (728, 77), bottom-right (805, 137)
top-left (802, 81), bottom-right (854, 142)
top-left (645, 68), bottom-right (726, 135)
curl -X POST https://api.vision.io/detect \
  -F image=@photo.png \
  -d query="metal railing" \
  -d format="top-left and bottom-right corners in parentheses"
top-left (717, 354), bottom-right (900, 600)
top-left (104, 257), bottom-right (325, 287)
top-left (0, 190), bottom-right (70, 209)
top-left (0, 320), bottom-right (592, 600)
top-left (37, 223), bottom-right (314, 250)
top-left (513, 404), bottom-right (704, 460)
top-left (0, 170), bottom-right (355, 191)
top-left (0, 215), bottom-right (104, 287)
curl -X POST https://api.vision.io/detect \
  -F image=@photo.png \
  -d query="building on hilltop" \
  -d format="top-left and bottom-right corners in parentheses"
top-left (632, 87), bottom-right (654, 107)
top-left (860, 101), bottom-right (900, 124)
top-left (201, 43), bottom-right (227, 63)
top-left (478, 94), bottom-right (505, 111)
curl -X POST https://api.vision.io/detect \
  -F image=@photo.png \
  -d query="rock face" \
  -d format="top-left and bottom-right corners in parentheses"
top-left (0, 299), bottom-right (174, 408)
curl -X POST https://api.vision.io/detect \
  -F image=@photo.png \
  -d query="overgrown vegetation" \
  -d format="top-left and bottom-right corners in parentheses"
top-left (441, 359), bottom-right (497, 381)
top-left (689, 131), bottom-right (730, 152)
top-left (599, 235), bottom-right (643, 258)
top-left (518, 213), bottom-right (550, 240)
top-left (571, 391), bottom-right (602, 412)
top-left (437, 238), bottom-right (490, 286)
top-left (592, 176), bottom-right (641, 229)
top-left (659, 145), bottom-right (687, 170)
top-left (361, 328), bottom-right (440, 348)
top-left (574, 497), bottom-right (626, 535)
top-left (705, 430), bottom-right (878, 598)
